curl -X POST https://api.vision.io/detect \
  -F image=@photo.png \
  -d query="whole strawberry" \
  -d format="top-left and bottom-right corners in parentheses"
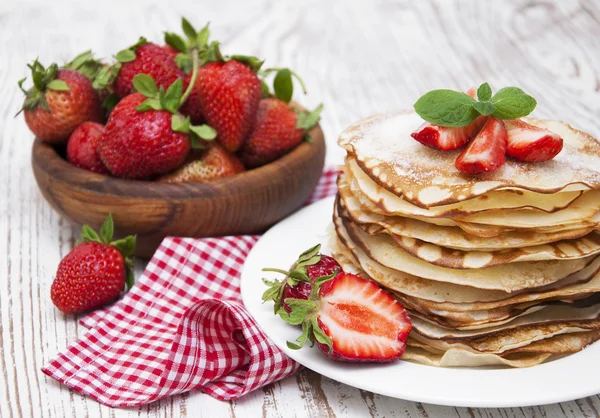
top-left (262, 244), bottom-right (342, 314)
top-left (191, 43), bottom-right (262, 152)
top-left (100, 75), bottom-right (216, 179)
top-left (240, 99), bottom-right (322, 168)
top-left (51, 214), bottom-right (136, 314)
top-left (113, 40), bottom-right (184, 99)
top-left (67, 121), bottom-right (108, 174)
top-left (159, 142), bottom-right (245, 182)
top-left (18, 60), bottom-right (103, 143)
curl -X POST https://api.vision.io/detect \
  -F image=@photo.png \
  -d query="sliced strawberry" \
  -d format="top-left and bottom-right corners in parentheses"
top-left (411, 116), bottom-right (486, 151)
top-left (455, 117), bottom-right (507, 174)
top-left (505, 119), bottom-right (563, 162)
top-left (278, 272), bottom-right (412, 363)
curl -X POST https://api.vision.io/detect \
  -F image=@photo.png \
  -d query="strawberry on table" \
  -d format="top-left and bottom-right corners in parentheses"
top-left (455, 117), bottom-right (508, 174)
top-left (159, 142), bottom-right (245, 182)
top-left (18, 60), bottom-right (103, 143)
top-left (51, 214), bottom-right (136, 314)
top-left (99, 73), bottom-right (216, 179)
top-left (67, 121), bottom-right (108, 174)
top-left (262, 244), bottom-right (342, 313)
top-left (505, 119), bottom-right (563, 162)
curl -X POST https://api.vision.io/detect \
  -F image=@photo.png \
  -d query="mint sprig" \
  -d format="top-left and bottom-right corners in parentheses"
top-left (414, 83), bottom-right (537, 127)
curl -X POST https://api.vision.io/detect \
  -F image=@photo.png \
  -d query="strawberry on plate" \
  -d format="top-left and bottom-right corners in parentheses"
top-left (262, 244), bottom-right (342, 313)
top-left (455, 117), bottom-right (507, 174)
top-left (67, 121), bottom-right (108, 174)
top-left (51, 214), bottom-right (136, 314)
top-left (18, 60), bottom-right (103, 143)
top-left (411, 116), bottom-right (487, 151)
top-left (505, 119), bottom-right (563, 162)
top-left (278, 271), bottom-right (412, 362)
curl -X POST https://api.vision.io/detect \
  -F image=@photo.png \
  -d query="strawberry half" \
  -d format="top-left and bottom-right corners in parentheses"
top-left (275, 271), bottom-right (412, 363)
top-left (455, 117), bottom-right (507, 174)
top-left (262, 244), bottom-right (342, 313)
top-left (411, 116), bottom-right (486, 151)
top-left (505, 119), bottom-right (563, 162)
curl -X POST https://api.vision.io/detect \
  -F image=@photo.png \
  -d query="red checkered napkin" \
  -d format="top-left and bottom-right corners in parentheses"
top-left (42, 169), bottom-right (339, 408)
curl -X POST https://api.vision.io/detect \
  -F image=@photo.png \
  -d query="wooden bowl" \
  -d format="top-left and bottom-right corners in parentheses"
top-left (32, 124), bottom-right (326, 258)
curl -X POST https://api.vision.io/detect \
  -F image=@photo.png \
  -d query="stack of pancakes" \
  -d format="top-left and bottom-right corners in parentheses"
top-left (331, 111), bottom-right (600, 367)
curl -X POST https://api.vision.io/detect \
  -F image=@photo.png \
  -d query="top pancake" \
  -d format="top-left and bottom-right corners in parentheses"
top-left (338, 111), bottom-right (600, 208)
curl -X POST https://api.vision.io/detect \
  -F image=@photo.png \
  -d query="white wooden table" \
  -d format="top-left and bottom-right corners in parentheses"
top-left (2, 0), bottom-right (600, 416)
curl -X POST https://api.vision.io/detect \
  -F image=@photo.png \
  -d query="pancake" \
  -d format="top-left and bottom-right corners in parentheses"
top-left (341, 213), bottom-right (597, 292)
top-left (403, 346), bottom-right (552, 368)
top-left (338, 111), bottom-right (600, 208)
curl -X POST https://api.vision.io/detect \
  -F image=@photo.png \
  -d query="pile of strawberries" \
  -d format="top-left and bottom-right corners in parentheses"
top-left (18, 19), bottom-right (322, 182)
top-left (411, 89), bottom-right (563, 174)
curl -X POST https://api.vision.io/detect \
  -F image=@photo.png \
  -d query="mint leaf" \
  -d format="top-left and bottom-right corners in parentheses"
top-left (472, 101), bottom-right (496, 116)
top-left (477, 83), bottom-right (492, 101)
top-left (414, 90), bottom-right (479, 127)
top-left (490, 87), bottom-right (537, 120)
top-left (47, 80), bottom-right (70, 91)
top-left (273, 68), bottom-right (293, 102)
top-left (132, 74), bottom-right (158, 97)
top-left (100, 214), bottom-right (114, 243)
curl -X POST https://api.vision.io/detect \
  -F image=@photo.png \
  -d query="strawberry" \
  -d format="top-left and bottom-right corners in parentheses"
top-left (18, 61), bottom-right (103, 143)
top-left (278, 272), bottom-right (412, 362)
top-left (112, 39), bottom-right (183, 99)
top-left (239, 98), bottom-right (323, 168)
top-left (262, 244), bottom-right (342, 314)
top-left (158, 142), bottom-right (245, 182)
top-left (505, 119), bottom-right (563, 162)
top-left (67, 121), bottom-right (108, 174)
top-left (50, 214), bottom-right (136, 314)
top-left (192, 44), bottom-right (263, 152)
top-left (455, 117), bottom-right (507, 174)
top-left (411, 116), bottom-right (487, 151)
top-left (99, 75), bottom-right (216, 179)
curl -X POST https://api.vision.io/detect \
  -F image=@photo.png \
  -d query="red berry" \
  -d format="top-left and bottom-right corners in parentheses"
top-left (505, 119), bottom-right (563, 162)
top-left (455, 118), bottom-right (507, 174)
top-left (67, 122), bottom-right (108, 174)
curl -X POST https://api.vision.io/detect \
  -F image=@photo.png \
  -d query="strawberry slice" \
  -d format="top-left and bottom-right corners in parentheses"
top-left (455, 117), bottom-right (507, 174)
top-left (505, 119), bottom-right (563, 162)
top-left (411, 116), bottom-right (487, 151)
top-left (277, 272), bottom-right (412, 362)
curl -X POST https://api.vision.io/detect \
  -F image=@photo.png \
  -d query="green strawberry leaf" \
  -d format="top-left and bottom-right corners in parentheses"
top-left (32, 70), bottom-right (44, 90)
top-left (175, 53), bottom-right (193, 73)
top-left (115, 49), bottom-right (136, 63)
top-left (136, 98), bottom-right (162, 112)
top-left (92, 64), bottom-right (120, 90)
top-left (81, 225), bottom-right (101, 243)
top-left (281, 298), bottom-right (316, 325)
top-left (181, 17), bottom-right (197, 41)
top-left (472, 100), bottom-right (496, 116)
top-left (17, 78), bottom-right (27, 93)
top-left (196, 23), bottom-right (210, 48)
top-left (477, 82), bottom-right (492, 101)
top-left (260, 79), bottom-right (271, 98)
top-left (311, 318), bottom-right (332, 352)
top-left (100, 214), bottom-right (114, 243)
top-left (298, 244), bottom-right (321, 261)
top-left (273, 68), bottom-right (293, 102)
top-left (132, 74), bottom-right (158, 97)
top-left (112, 235), bottom-right (137, 257)
top-left (47, 79), bottom-right (70, 91)
top-left (287, 320), bottom-right (312, 350)
top-left (414, 90), bottom-right (479, 127)
top-left (125, 265), bottom-right (135, 290)
top-left (229, 54), bottom-right (264, 73)
top-left (163, 78), bottom-right (183, 113)
top-left (102, 93), bottom-right (120, 112)
top-left (490, 87), bottom-right (537, 120)
top-left (296, 104), bottom-right (323, 131)
top-left (190, 124), bottom-right (217, 140)
top-left (203, 41), bottom-right (225, 63)
top-left (172, 114), bottom-right (191, 133)
top-left (164, 32), bottom-right (187, 53)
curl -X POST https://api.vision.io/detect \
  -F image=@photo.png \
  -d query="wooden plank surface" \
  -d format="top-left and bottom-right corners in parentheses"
top-left (2, 0), bottom-right (600, 416)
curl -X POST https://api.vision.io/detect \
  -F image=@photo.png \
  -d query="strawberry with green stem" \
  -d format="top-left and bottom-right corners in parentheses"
top-left (18, 59), bottom-right (103, 143)
top-left (99, 49), bottom-right (216, 179)
top-left (51, 214), bottom-right (136, 314)
top-left (239, 68), bottom-right (323, 168)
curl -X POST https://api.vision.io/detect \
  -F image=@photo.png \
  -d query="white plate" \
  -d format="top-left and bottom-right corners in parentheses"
top-left (241, 196), bottom-right (600, 408)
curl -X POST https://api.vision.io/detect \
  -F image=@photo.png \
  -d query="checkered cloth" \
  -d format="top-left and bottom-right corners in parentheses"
top-left (42, 168), bottom-right (339, 408)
